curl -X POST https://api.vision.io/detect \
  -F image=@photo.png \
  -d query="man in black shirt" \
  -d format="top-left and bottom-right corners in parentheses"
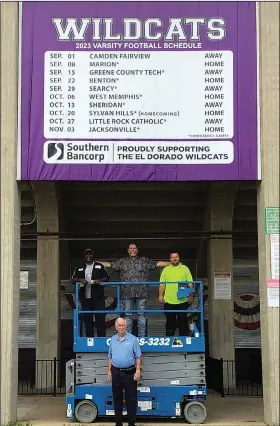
top-left (72, 248), bottom-right (109, 337)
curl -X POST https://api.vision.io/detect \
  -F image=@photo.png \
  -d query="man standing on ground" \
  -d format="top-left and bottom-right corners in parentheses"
top-left (100, 243), bottom-right (169, 337)
top-left (72, 248), bottom-right (109, 337)
top-left (159, 252), bottom-right (193, 336)
top-left (108, 317), bottom-right (141, 426)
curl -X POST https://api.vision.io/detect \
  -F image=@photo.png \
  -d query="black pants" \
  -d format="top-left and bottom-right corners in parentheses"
top-left (80, 297), bottom-right (105, 337)
top-left (112, 366), bottom-right (137, 426)
top-left (164, 301), bottom-right (190, 336)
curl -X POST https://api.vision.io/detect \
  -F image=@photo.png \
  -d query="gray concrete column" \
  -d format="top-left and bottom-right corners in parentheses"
top-left (32, 182), bottom-right (60, 390)
top-left (197, 184), bottom-right (211, 278)
top-left (60, 240), bottom-right (70, 280)
top-left (207, 182), bottom-right (237, 387)
top-left (257, 3), bottom-right (279, 425)
top-left (0, 3), bottom-right (20, 422)
top-left (57, 183), bottom-right (70, 280)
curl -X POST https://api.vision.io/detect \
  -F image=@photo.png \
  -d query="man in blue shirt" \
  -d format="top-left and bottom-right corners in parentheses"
top-left (108, 317), bottom-right (142, 426)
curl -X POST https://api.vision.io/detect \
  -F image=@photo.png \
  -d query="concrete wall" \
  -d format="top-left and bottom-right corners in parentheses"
top-left (257, 3), bottom-right (280, 425)
top-left (0, 3), bottom-right (21, 423)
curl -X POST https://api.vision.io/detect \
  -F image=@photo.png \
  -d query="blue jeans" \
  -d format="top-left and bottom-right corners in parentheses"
top-left (122, 298), bottom-right (147, 337)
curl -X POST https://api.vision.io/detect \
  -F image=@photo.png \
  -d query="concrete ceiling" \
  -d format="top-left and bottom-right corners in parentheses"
top-left (20, 181), bottom-right (258, 260)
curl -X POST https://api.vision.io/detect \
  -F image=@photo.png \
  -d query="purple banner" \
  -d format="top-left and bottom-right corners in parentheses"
top-left (19, 1), bottom-right (258, 181)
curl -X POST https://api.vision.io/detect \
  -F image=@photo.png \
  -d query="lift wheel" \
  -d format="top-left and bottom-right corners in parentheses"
top-left (75, 400), bottom-right (98, 423)
top-left (183, 401), bottom-right (207, 424)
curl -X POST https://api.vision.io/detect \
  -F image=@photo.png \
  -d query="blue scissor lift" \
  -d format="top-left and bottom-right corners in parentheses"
top-left (66, 281), bottom-right (207, 424)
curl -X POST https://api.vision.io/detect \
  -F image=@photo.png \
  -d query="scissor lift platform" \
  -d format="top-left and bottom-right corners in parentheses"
top-left (66, 281), bottom-right (207, 424)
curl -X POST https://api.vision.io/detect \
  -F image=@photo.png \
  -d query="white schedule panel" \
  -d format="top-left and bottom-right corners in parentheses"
top-left (44, 50), bottom-right (233, 140)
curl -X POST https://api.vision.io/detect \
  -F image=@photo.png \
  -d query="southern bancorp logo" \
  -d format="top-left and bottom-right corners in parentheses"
top-left (43, 140), bottom-right (111, 164)
top-left (44, 142), bottom-right (65, 163)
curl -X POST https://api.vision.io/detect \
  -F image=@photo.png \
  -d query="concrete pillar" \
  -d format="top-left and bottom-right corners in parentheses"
top-left (57, 185), bottom-right (70, 280)
top-left (197, 184), bottom-right (211, 278)
top-left (207, 182), bottom-right (237, 388)
top-left (60, 239), bottom-right (70, 280)
top-left (32, 182), bottom-right (60, 390)
top-left (0, 3), bottom-right (20, 422)
top-left (257, 3), bottom-right (279, 425)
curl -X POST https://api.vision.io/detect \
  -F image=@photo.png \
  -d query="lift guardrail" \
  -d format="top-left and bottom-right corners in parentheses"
top-left (73, 280), bottom-right (205, 353)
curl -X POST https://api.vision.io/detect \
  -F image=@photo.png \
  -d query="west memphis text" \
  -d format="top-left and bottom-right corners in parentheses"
top-left (52, 17), bottom-right (226, 41)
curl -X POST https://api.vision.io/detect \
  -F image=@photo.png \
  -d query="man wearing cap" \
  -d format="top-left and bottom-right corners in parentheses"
top-left (72, 248), bottom-right (109, 337)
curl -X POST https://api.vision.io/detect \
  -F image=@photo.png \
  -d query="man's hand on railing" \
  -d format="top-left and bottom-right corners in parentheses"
top-left (188, 294), bottom-right (194, 303)
top-left (93, 279), bottom-right (101, 285)
top-left (79, 279), bottom-right (88, 286)
top-left (187, 283), bottom-right (194, 303)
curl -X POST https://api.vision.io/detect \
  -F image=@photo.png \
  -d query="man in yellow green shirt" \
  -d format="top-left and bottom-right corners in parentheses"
top-left (159, 252), bottom-right (193, 336)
